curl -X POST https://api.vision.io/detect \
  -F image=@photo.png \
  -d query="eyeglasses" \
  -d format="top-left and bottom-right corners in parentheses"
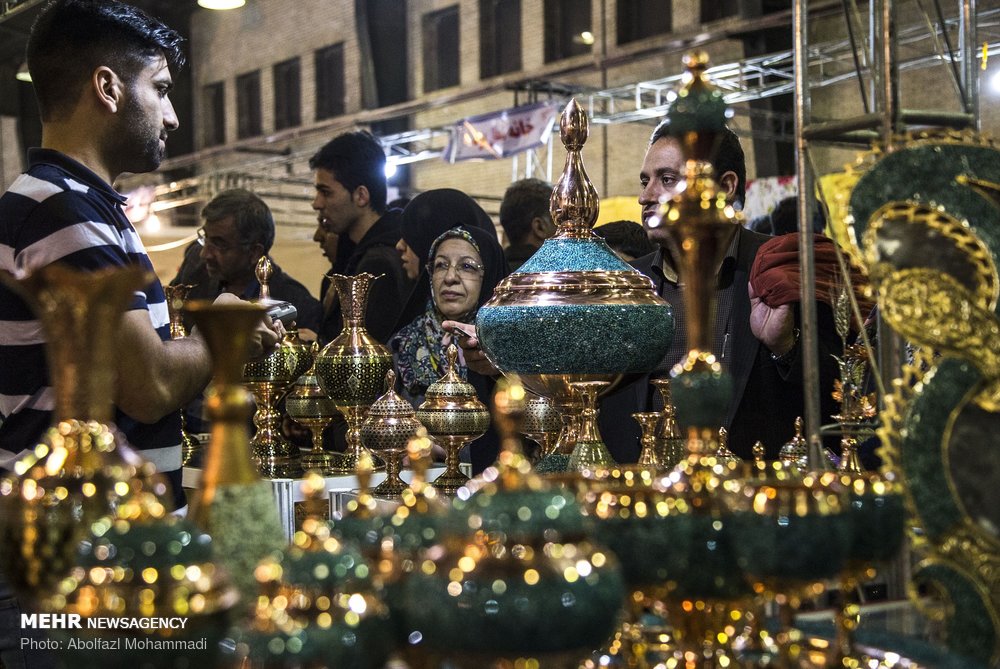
top-left (197, 227), bottom-right (252, 253)
top-left (428, 258), bottom-right (484, 279)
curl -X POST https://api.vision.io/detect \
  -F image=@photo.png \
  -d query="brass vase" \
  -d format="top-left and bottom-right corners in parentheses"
top-left (522, 394), bottom-right (563, 461)
top-left (164, 282), bottom-right (202, 466)
top-left (0, 264), bottom-right (158, 608)
top-left (314, 272), bottom-right (392, 473)
top-left (566, 380), bottom-right (616, 471)
top-left (243, 327), bottom-right (313, 478)
top-left (184, 301), bottom-right (286, 606)
top-left (285, 342), bottom-right (344, 475)
top-left (361, 369), bottom-right (423, 497)
top-left (416, 344), bottom-right (490, 494)
top-left (651, 379), bottom-right (685, 468)
top-left (632, 412), bottom-right (662, 468)
top-left (476, 99), bottom-right (674, 455)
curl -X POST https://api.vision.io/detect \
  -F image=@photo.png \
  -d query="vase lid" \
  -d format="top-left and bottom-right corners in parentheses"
top-left (423, 345), bottom-right (479, 403)
top-left (365, 369), bottom-right (416, 418)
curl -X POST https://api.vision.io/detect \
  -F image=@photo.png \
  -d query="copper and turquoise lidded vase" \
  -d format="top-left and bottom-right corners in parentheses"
top-left (476, 99), bottom-right (674, 452)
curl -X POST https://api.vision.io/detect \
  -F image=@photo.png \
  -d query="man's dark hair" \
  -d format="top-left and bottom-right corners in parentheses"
top-left (649, 120), bottom-right (746, 208)
top-left (27, 0), bottom-right (185, 122)
top-left (594, 220), bottom-right (656, 259)
top-left (201, 188), bottom-right (275, 254)
top-left (308, 130), bottom-right (387, 214)
top-left (499, 178), bottom-right (552, 245)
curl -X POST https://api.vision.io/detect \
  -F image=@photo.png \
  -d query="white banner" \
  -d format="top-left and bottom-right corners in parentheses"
top-left (446, 102), bottom-right (560, 162)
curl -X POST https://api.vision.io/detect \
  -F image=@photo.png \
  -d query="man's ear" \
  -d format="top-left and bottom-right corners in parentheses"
top-left (718, 170), bottom-right (739, 202)
top-left (531, 216), bottom-right (554, 240)
top-left (352, 185), bottom-right (371, 209)
top-left (93, 66), bottom-right (123, 114)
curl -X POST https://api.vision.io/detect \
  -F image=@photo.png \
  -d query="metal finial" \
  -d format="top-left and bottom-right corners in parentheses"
top-left (752, 441), bottom-right (765, 463)
top-left (550, 99), bottom-right (600, 238)
top-left (445, 344), bottom-right (459, 375)
top-left (384, 368), bottom-right (396, 392)
top-left (255, 256), bottom-right (273, 302)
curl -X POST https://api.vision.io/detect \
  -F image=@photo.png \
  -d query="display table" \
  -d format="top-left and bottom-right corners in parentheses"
top-left (182, 464), bottom-right (468, 541)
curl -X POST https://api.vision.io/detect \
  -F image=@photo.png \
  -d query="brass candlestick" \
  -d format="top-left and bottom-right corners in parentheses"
top-left (416, 345), bottom-right (490, 494)
top-left (632, 412), bottom-right (662, 468)
top-left (243, 258), bottom-right (312, 478)
top-left (164, 282), bottom-right (203, 466)
top-left (0, 265), bottom-right (157, 608)
top-left (286, 342), bottom-right (343, 475)
top-left (314, 273), bottom-right (391, 473)
top-left (567, 381), bottom-right (615, 471)
top-left (361, 369), bottom-right (423, 497)
top-left (716, 426), bottom-right (741, 464)
top-left (651, 378), bottom-right (686, 469)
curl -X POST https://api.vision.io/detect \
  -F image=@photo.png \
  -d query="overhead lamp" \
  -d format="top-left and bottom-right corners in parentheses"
top-left (197, 0), bottom-right (245, 9)
top-left (15, 63), bottom-right (31, 83)
top-left (573, 31), bottom-right (595, 46)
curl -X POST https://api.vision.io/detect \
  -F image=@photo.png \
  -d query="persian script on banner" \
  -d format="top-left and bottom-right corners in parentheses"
top-left (446, 102), bottom-right (560, 162)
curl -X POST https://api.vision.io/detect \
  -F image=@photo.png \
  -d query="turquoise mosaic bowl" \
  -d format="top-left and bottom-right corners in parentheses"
top-left (476, 236), bottom-right (674, 399)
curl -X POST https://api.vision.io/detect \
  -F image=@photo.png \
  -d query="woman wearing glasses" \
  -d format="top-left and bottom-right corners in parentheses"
top-left (391, 223), bottom-right (509, 473)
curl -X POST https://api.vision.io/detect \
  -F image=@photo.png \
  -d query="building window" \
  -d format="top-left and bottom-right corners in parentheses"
top-left (544, 0), bottom-right (592, 63)
top-left (315, 43), bottom-right (345, 120)
top-left (201, 81), bottom-right (225, 147)
top-left (236, 70), bottom-right (261, 139)
top-left (480, 0), bottom-right (521, 78)
top-left (422, 6), bottom-right (460, 92)
top-left (701, 0), bottom-right (740, 22)
top-left (273, 57), bottom-right (301, 131)
top-left (617, 0), bottom-right (670, 45)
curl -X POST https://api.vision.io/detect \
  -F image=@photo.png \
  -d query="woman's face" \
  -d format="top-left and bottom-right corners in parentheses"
top-left (430, 238), bottom-right (484, 320)
top-left (396, 238), bottom-right (422, 280)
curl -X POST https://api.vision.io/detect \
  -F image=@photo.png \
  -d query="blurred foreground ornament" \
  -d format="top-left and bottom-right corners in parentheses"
top-left (566, 381), bottom-right (615, 471)
top-left (43, 488), bottom-right (238, 669)
top-left (477, 99), bottom-right (674, 455)
top-left (651, 378), bottom-right (685, 468)
top-left (521, 394), bottom-right (562, 461)
top-left (315, 273), bottom-right (392, 473)
top-left (402, 375), bottom-right (626, 668)
top-left (185, 301), bottom-right (285, 606)
top-left (415, 344), bottom-right (490, 494)
top-left (0, 265), bottom-right (160, 608)
top-left (233, 472), bottom-right (393, 669)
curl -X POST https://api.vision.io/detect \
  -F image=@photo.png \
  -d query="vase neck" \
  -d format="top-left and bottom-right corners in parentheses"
top-left (330, 272), bottom-right (378, 326)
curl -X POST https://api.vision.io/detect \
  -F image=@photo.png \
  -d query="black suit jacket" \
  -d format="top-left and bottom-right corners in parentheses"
top-left (598, 227), bottom-right (843, 461)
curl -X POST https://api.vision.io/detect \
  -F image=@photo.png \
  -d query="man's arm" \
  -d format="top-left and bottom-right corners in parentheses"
top-left (113, 293), bottom-right (279, 423)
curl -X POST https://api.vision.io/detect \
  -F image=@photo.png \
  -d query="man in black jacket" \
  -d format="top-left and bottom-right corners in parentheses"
top-left (597, 122), bottom-right (842, 461)
top-left (310, 131), bottom-right (411, 344)
top-left (184, 188), bottom-right (321, 334)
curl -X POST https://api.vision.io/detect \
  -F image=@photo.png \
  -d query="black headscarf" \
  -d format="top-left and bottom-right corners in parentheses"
top-left (394, 189), bottom-right (505, 330)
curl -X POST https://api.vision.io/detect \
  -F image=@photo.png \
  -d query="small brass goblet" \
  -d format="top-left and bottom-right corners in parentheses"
top-left (567, 381), bottom-right (615, 471)
top-left (285, 343), bottom-right (344, 475)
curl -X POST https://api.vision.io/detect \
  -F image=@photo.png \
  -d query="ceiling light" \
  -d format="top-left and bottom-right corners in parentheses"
top-left (15, 63), bottom-right (31, 83)
top-left (577, 31), bottom-right (595, 46)
top-left (197, 0), bottom-right (245, 9)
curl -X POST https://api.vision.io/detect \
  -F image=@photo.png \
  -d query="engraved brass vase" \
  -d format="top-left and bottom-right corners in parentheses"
top-left (0, 265), bottom-right (158, 608)
top-left (285, 343), bottom-right (343, 475)
top-left (415, 344), bottom-right (490, 494)
top-left (361, 369), bottom-right (423, 497)
top-left (314, 273), bottom-right (392, 473)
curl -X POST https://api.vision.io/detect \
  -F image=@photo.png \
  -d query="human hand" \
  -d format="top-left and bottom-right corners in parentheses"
top-left (748, 282), bottom-right (796, 355)
top-left (441, 319), bottom-right (499, 376)
top-left (211, 292), bottom-right (282, 359)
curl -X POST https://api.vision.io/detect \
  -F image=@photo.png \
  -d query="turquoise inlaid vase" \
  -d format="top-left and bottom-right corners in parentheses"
top-left (475, 100), bottom-right (674, 419)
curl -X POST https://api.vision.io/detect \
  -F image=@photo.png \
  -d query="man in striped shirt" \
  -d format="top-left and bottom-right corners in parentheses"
top-left (0, 0), bottom-right (280, 511)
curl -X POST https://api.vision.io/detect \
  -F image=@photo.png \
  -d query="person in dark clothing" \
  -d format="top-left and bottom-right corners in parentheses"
top-left (597, 121), bottom-right (843, 461)
top-left (593, 219), bottom-right (656, 261)
top-left (310, 131), bottom-right (411, 344)
top-left (182, 188), bottom-right (321, 334)
top-left (393, 188), bottom-right (498, 331)
top-left (499, 178), bottom-right (555, 271)
top-left (391, 225), bottom-right (510, 474)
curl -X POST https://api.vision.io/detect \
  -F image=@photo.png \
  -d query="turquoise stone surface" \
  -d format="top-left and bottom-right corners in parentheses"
top-left (592, 509), bottom-right (687, 589)
top-left (477, 304), bottom-right (673, 374)
top-left (659, 513), bottom-right (750, 600)
top-left (515, 236), bottom-right (634, 273)
top-left (731, 511), bottom-right (852, 584)
top-left (847, 490), bottom-right (906, 564)
top-left (449, 487), bottom-right (590, 541)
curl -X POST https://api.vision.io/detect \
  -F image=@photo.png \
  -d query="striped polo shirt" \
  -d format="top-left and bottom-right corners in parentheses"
top-left (0, 148), bottom-right (184, 509)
